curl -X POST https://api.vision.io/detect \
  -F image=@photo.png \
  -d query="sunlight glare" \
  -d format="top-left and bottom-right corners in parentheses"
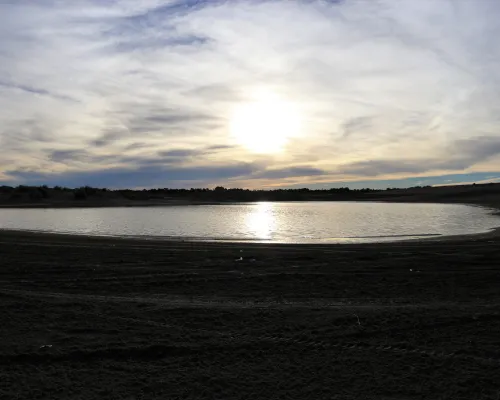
top-left (246, 202), bottom-right (275, 240)
top-left (230, 91), bottom-right (302, 154)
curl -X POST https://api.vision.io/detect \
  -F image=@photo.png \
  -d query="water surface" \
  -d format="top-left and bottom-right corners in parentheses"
top-left (0, 202), bottom-right (498, 243)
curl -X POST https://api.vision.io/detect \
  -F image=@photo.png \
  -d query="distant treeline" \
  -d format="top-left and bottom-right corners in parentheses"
top-left (0, 185), bottom-right (109, 201)
top-left (2, 182), bottom-right (500, 204)
top-left (0, 184), bottom-right (435, 203)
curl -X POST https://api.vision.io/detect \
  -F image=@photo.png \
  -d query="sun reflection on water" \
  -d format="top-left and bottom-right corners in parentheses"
top-left (246, 202), bottom-right (276, 240)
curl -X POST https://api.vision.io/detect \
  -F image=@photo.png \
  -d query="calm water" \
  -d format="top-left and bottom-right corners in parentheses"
top-left (0, 202), bottom-right (498, 243)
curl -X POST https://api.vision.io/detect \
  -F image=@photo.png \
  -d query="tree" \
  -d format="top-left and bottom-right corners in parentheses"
top-left (74, 188), bottom-right (87, 200)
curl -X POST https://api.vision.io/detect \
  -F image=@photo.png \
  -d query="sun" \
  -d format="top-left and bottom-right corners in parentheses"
top-left (230, 91), bottom-right (302, 154)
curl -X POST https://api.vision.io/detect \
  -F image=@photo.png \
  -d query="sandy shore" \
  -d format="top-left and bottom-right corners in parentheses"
top-left (1, 227), bottom-right (500, 399)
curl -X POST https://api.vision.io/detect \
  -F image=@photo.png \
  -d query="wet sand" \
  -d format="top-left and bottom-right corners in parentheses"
top-left (1, 228), bottom-right (500, 399)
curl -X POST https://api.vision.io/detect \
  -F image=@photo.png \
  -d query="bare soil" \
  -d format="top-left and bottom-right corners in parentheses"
top-left (1, 230), bottom-right (500, 399)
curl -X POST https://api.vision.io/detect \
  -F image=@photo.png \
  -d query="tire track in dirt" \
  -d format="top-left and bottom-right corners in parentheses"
top-left (3, 288), bottom-right (497, 311)
top-left (93, 313), bottom-right (500, 367)
top-left (2, 326), bottom-right (498, 367)
top-left (2, 288), bottom-right (499, 367)
top-left (231, 333), bottom-right (500, 367)
top-left (0, 288), bottom-right (390, 309)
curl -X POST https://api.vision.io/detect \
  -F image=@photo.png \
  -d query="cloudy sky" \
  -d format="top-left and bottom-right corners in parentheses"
top-left (1, 0), bottom-right (500, 189)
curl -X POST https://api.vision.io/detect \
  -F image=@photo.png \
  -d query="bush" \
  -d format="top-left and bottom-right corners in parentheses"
top-left (74, 189), bottom-right (87, 200)
top-left (16, 185), bottom-right (31, 193)
top-left (37, 187), bottom-right (49, 199)
top-left (29, 190), bottom-right (43, 201)
top-left (84, 186), bottom-right (98, 196)
top-left (9, 192), bottom-right (23, 201)
top-left (0, 186), bottom-right (14, 194)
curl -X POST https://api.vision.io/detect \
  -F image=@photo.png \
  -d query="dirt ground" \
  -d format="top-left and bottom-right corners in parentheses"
top-left (1, 230), bottom-right (500, 399)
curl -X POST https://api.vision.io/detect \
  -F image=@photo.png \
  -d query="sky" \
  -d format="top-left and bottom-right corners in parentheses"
top-left (1, 0), bottom-right (500, 189)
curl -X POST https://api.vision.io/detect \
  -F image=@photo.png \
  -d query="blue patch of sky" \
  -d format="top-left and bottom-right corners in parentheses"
top-left (288, 172), bottom-right (500, 190)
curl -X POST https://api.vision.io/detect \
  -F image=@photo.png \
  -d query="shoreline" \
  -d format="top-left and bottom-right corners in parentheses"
top-left (2, 224), bottom-right (500, 247)
top-left (1, 199), bottom-right (500, 245)
top-left (1, 197), bottom-right (500, 209)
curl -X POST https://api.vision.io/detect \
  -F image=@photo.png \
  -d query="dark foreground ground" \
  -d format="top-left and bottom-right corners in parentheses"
top-left (1, 231), bottom-right (500, 399)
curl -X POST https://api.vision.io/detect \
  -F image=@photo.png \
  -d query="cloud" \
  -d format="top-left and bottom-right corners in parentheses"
top-left (5, 162), bottom-right (258, 189)
top-left (337, 136), bottom-right (500, 178)
top-left (341, 116), bottom-right (373, 139)
top-left (0, 81), bottom-right (76, 102)
top-left (158, 149), bottom-right (201, 158)
top-left (1, 0), bottom-right (500, 188)
top-left (339, 160), bottom-right (436, 177)
top-left (253, 166), bottom-right (326, 180)
top-left (123, 142), bottom-right (153, 151)
top-left (337, 156), bottom-right (471, 178)
top-left (90, 129), bottom-right (128, 148)
top-left (50, 149), bottom-right (90, 163)
top-left (206, 144), bottom-right (235, 151)
top-left (453, 136), bottom-right (500, 161)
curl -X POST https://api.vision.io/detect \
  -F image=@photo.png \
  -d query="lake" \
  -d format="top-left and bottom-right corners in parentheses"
top-left (0, 202), bottom-right (499, 243)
